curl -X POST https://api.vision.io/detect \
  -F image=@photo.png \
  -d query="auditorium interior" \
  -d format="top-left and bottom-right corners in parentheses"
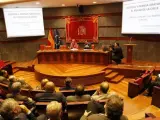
top-left (0, 0), bottom-right (160, 120)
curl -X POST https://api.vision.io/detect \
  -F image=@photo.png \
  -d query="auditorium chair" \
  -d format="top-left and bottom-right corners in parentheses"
top-left (151, 86), bottom-right (160, 108)
top-left (128, 70), bottom-right (153, 98)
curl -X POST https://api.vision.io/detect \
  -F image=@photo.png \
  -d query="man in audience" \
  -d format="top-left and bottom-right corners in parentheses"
top-left (6, 81), bottom-right (28, 101)
top-left (80, 94), bottom-right (128, 120)
top-left (59, 77), bottom-right (75, 91)
top-left (35, 81), bottom-right (66, 110)
top-left (0, 98), bottom-right (36, 120)
top-left (0, 76), bottom-right (8, 84)
top-left (36, 78), bottom-right (49, 90)
top-left (110, 42), bottom-right (123, 64)
top-left (37, 101), bottom-right (62, 120)
top-left (17, 77), bottom-right (32, 90)
top-left (0, 70), bottom-right (9, 78)
top-left (145, 74), bottom-right (160, 96)
top-left (66, 84), bottom-right (91, 102)
top-left (91, 82), bottom-right (110, 101)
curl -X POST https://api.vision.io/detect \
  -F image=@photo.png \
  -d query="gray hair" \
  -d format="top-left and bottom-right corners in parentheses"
top-left (0, 98), bottom-right (19, 119)
top-left (11, 82), bottom-right (22, 94)
top-left (46, 101), bottom-right (62, 119)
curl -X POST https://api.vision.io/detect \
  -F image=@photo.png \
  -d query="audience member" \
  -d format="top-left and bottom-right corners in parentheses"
top-left (67, 84), bottom-right (91, 102)
top-left (80, 94), bottom-right (128, 120)
top-left (0, 70), bottom-right (8, 78)
top-left (37, 101), bottom-right (62, 120)
top-left (35, 81), bottom-right (66, 110)
top-left (145, 74), bottom-right (160, 96)
top-left (59, 77), bottom-right (75, 91)
top-left (0, 76), bottom-right (8, 84)
top-left (6, 82), bottom-right (28, 101)
top-left (0, 98), bottom-right (36, 120)
top-left (17, 77), bottom-right (32, 90)
top-left (91, 82), bottom-right (110, 101)
top-left (36, 78), bottom-right (49, 90)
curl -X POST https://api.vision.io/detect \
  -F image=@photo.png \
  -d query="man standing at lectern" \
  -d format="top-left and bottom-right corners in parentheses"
top-left (110, 43), bottom-right (123, 64)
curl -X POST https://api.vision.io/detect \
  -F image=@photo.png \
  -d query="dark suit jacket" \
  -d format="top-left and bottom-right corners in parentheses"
top-left (35, 92), bottom-right (66, 110)
top-left (67, 94), bottom-right (91, 102)
top-left (37, 114), bottom-right (48, 120)
top-left (59, 86), bottom-right (75, 91)
top-left (6, 93), bottom-right (28, 101)
top-left (80, 114), bottom-right (128, 120)
top-left (112, 46), bottom-right (123, 59)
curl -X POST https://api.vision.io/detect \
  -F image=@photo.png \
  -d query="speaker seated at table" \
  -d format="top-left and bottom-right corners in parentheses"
top-left (70, 39), bottom-right (79, 50)
top-left (84, 40), bottom-right (91, 49)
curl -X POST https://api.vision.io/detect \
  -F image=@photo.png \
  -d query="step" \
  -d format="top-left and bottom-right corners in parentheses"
top-left (110, 75), bottom-right (124, 83)
top-left (105, 69), bottom-right (112, 75)
top-left (13, 68), bottom-right (20, 73)
top-left (105, 72), bottom-right (119, 81)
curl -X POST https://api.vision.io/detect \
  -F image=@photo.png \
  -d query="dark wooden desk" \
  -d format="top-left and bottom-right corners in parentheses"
top-left (37, 50), bottom-right (112, 65)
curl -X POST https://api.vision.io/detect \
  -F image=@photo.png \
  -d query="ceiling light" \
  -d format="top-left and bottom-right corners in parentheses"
top-left (93, 1), bottom-right (97, 4)
top-left (62, 4), bottom-right (65, 6)
top-left (36, 2), bottom-right (40, 5)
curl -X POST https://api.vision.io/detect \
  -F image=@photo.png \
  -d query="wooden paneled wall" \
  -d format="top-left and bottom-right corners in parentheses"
top-left (0, 3), bottom-right (160, 62)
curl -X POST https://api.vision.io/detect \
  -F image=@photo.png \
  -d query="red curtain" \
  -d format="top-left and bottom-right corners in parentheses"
top-left (66, 16), bottom-right (98, 43)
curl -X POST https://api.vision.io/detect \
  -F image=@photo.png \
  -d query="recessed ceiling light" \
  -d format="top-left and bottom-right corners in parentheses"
top-left (93, 1), bottom-right (97, 4)
top-left (36, 2), bottom-right (40, 5)
top-left (62, 4), bottom-right (65, 6)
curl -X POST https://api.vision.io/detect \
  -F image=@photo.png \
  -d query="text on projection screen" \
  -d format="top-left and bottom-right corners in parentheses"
top-left (122, 0), bottom-right (160, 34)
top-left (3, 8), bottom-right (45, 37)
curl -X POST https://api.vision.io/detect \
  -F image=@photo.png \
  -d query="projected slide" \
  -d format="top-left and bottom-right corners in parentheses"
top-left (122, 0), bottom-right (160, 34)
top-left (3, 8), bottom-right (45, 37)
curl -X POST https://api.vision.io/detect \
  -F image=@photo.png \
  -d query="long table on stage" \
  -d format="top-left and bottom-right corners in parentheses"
top-left (37, 50), bottom-right (112, 65)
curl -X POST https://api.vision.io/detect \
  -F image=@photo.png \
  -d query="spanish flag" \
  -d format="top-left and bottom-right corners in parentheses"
top-left (48, 28), bottom-right (55, 49)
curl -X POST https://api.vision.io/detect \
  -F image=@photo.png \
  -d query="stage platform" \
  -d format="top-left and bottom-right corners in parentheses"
top-left (34, 64), bottom-right (107, 86)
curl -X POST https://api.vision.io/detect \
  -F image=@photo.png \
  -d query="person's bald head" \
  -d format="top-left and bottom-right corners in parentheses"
top-left (75, 84), bottom-right (84, 96)
top-left (44, 81), bottom-right (55, 92)
top-left (46, 101), bottom-right (62, 120)
top-left (1, 70), bottom-right (8, 78)
top-left (11, 82), bottom-right (22, 94)
top-left (8, 75), bottom-right (17, 82)
top-left (100, 82), bottom-right (109, 94)
top-left (41, 78), bottom-right (49, 89)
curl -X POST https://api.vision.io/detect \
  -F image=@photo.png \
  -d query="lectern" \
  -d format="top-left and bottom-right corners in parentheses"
top-left (124, 44), bottom-right (136, 64)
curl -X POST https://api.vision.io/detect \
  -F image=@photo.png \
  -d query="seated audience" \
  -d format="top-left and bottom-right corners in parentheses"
top-left (84, 40), bottom-right (91, 49)
top-left (80, 94), bottom-right (128, 120)
top-left (91, 82), bottom-right (110, 101)
top-left (6, 82), bottom-right (28, 101)
top-left (36, 78), bottom-right (49, 90)
top-left (145, 74), bottom-right (160, 96)
top-left (35, 81), bottom-right (66, 110)
top-left (37, 101), bottom-right (62, 120)
top-left (67, 84), bottom-right (91, 102)
top-left (70, 39), bottom-right (79, 49)
top-left (59, 77), bottom-right (75, 91)
top-left (110, 42), bottom-right (123, 64)
top-left (0, 98), bottom-right (36, 120)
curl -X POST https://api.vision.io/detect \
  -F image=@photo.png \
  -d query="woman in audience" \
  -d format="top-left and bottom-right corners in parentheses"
top-left (59, 77), bottom-right (75, 91)
top-left (66, 84), bottom-right (91, 102)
